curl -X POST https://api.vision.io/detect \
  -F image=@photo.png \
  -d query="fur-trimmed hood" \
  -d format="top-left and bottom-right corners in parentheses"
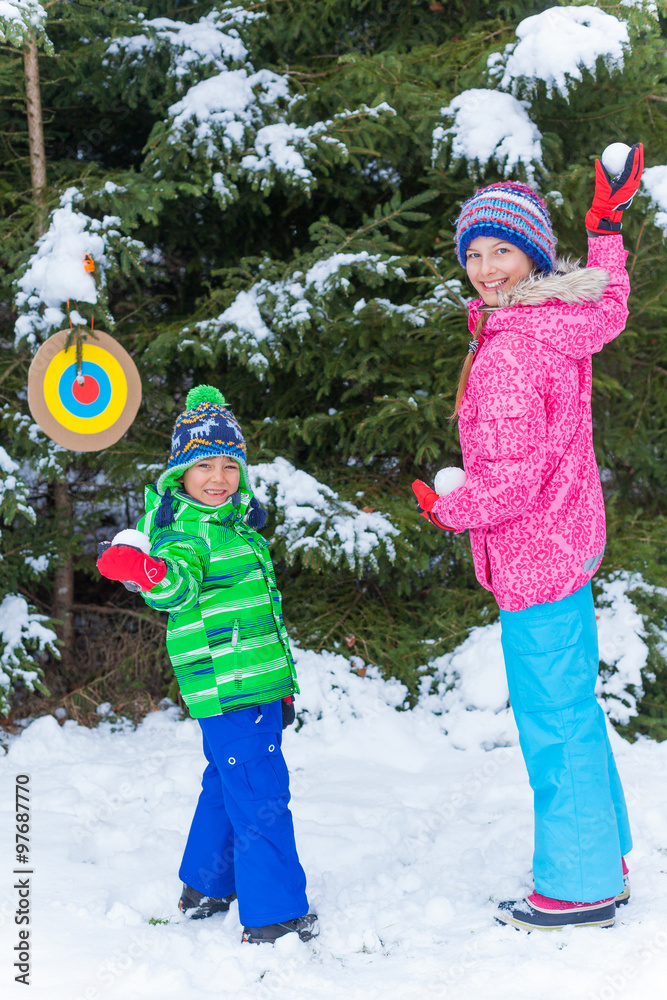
top-left (496, 258), bottom-right (609, 308)
top-left (468, 258), bottom-right (612, 361)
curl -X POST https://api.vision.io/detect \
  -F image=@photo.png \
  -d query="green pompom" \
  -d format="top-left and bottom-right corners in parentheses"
top-left (186, 384), bottom-right (227, 409)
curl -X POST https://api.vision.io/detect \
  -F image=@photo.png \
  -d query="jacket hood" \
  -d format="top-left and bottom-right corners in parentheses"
top-left (468, 258), bottom-right (610, 360)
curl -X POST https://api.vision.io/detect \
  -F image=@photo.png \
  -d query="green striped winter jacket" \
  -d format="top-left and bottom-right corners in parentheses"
top-left (136, 486), bottom-right (298, 718)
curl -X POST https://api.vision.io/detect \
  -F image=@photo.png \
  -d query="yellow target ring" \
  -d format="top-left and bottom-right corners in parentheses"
top-left (42, 343), bottom-right (127, 434)
top-left (28, 329), bottom-right (142, 452)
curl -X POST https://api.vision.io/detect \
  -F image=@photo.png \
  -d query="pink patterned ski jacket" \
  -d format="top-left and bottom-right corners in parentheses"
top-left (433, 235), bottom-right (629, 612)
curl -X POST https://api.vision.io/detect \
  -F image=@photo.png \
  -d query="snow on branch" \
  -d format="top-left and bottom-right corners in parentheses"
top-left (641, 165), bottom-right (667, 235)
top-left (489, 5), bottom-right (629, 99)
top-left (105, 8), bottom-right (256, 79)
top-left (13, 188), bottom-right (144, 348)
top-left (250, 457), bottom-right (399, 573)
top-left (192, 250), bottom-right (409, 371)
top-left (161, 85), bottom-right (385, 204)
top-left (119, 4), bottom-right (394, 206)
top-left (0, 446), bottom-right (35, 527)
top-left (0, 0), bottom-right (51, 50)
top-left (0, 594), bottom-right (57, 714)
top-left (620, 0), bottom-right (658, 14)
top-left (432, 89), bottom-right (543, 181)
top-left (595, 574), bottom-right (652, 725)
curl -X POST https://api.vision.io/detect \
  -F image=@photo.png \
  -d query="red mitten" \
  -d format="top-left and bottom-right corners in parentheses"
top-left (412, 480), bottom-right (452, 531)
top-left (97, 544), bottom-right (167, 591)
top-left (585, 142), bottom-right (644, 234)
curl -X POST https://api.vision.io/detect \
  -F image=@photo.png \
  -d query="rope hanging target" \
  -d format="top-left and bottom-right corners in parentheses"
top-left (28, 329), bottom-right (142, 452)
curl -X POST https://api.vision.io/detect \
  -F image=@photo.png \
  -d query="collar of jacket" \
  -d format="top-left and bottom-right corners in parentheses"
top-left (144, 484), bottom-right (252, 525)
top-left (468, 258), bottom-right (610, 333)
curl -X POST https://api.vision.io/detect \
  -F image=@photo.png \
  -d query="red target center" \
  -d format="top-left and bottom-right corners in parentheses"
top-left (71, 375), bottom-right (100, 404)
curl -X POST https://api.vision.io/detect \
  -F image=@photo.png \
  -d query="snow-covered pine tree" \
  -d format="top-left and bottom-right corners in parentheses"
top-left (0, 0), bottom-right (666, 732)
top-left (0, 442), bottom-right (57, 713)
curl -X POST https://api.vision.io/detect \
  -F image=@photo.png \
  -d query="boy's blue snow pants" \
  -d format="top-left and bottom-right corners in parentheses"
top-left (179, 699), bottom-right (309, 927)
top-left (499, 582), bottom-right (632, 902)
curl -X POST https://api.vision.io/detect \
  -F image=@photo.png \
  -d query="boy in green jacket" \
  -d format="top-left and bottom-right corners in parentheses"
top-left (97, 385), bottom-right (317, 944)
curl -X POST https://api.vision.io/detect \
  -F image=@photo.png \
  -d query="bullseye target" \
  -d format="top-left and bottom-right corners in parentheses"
top-left (28, 329), bottom-right (142, 452)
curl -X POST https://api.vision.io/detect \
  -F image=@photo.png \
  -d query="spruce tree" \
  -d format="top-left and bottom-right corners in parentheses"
top-left (0, 0), bottom-right (666, 732)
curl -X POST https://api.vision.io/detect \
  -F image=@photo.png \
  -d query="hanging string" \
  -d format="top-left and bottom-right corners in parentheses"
top-left (63, 257), bottom-right (99, 384)
top-left (75, 335), bottom-right (85, 384)
top-left (64, 298), bottom-right (85, 385)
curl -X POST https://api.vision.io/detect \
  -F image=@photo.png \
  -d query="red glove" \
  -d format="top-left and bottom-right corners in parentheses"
top-left (412, 480), bottom-right (452, 531)
top-left (585, 143), bottom-right (644, 234)
top-left (97, 543), bottom-right (167, 591)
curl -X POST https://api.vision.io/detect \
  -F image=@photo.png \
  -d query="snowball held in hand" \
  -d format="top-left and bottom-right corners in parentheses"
top-left (111, 528), bottom-right (152, 553)
top-left (434, 467), bottom-right (467, 497)
top-left (601, 143), bottom-right (632, 178)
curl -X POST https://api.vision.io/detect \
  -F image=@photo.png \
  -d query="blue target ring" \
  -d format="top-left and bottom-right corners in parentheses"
top-left (58, 361), bottom-right (112, 419)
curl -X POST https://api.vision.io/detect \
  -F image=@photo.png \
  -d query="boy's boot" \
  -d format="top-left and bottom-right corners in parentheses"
top-left (178, 884), bottom-right (237, 919)
top-left (242, 913), bottom-right (319, 944)
top-left (496, 892), bottom-right (616, 931)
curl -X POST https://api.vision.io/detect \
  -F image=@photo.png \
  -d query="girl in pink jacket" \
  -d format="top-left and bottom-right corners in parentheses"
top-left (413, 147), bottom-right (644, 931)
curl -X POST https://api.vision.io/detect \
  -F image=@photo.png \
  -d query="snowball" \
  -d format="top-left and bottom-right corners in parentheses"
top-left (111, 529), bottom-right (151, 553)
top-left (602, 142), bottom-right (632, 177)
top-left (434, 467), bottom-right (466, 497)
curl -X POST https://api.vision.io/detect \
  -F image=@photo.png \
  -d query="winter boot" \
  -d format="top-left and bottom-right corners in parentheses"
top-left (616, 857), bottom-right (630, 907)
top-left (178, 884), bottom-right (237, 919)
top-left (496, 892), bottom-right (616, 931)
top-left (242, 913), bottom-right (319, 944)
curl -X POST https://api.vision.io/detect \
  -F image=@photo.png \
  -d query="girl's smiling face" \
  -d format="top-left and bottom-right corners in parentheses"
top-left (465, 236), bottom-right (534, 306)
top-left (181, 455), bottom-right (240, 506)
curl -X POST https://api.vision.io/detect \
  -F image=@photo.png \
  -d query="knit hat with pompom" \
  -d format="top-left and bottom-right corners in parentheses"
top-left (154, 385), bottom-right (266, 529)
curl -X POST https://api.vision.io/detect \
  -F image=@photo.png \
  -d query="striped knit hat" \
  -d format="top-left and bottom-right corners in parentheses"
top-left (154, 385), bottom-right (266, 528)
top-left (455, 182), bottom-right (556, 274)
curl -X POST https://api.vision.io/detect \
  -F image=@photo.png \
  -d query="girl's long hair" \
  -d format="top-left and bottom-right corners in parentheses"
top-left (451, 312), bottom-right (488, 419)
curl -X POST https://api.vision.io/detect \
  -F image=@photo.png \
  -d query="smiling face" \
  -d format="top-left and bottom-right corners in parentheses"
top-left (465, 236), bottom-right (535, 306)
top-left (181, 455), bottom-right (241, 506)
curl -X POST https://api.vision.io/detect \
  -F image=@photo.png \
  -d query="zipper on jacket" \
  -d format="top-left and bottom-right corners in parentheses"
top-left (231, 618), bottom-right (243, 690)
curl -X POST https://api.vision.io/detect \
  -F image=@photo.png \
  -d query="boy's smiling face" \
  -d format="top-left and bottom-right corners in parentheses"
top-left (181, 455), bottom-right (240, 506)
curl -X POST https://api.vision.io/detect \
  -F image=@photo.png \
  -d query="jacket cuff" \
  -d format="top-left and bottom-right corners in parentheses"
top-left (587, 233), bottom-right (628, 268)
top-left (432, 495), bottom-right (466, 533)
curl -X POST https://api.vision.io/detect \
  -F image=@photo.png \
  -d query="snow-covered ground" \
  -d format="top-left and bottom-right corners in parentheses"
top-left (2, 626), bottom-right (667, 999)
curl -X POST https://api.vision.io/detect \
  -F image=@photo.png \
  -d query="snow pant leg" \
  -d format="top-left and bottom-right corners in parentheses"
top-left (577, 580), bottom-right (632, 858)
top-left (179, 729), bottom-right (236, 898)
top-left (499, 582), bottom-right (628, 902)
top-left (602, 706), bottom-right (633, 857)
top-left (198, 700), bottom-right (309, 928)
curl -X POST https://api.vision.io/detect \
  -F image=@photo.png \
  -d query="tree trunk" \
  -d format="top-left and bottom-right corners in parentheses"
top-left (53, 480), bottom-right (75, 674)
top-left (23, 33), bottom-right (47, 234)
top-left (23, 33), bottom-right (77, 670)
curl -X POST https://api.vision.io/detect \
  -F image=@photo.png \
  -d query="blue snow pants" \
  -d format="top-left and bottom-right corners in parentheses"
top-left (499, 582), bottom-right (632, 902)
top-left (178, 699), bottom-right (309, 927)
